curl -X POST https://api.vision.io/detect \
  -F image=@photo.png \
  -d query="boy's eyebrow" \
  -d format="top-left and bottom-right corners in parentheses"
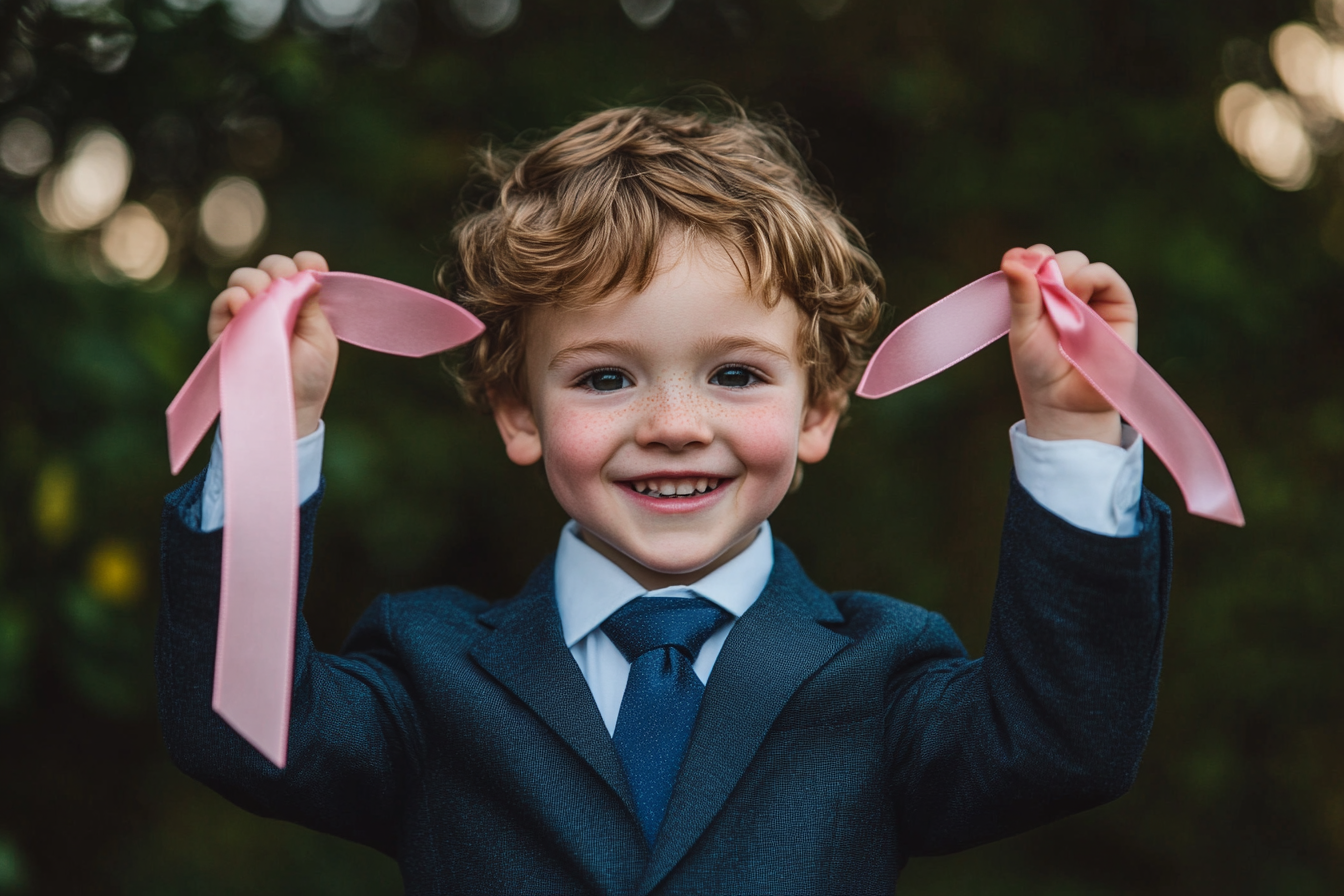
top-left (548, 335), bottom-right (793, 370)
top-left (692, 335), bottom-right (793, 362)
top-left (548, 340), bottom-right (644, 370)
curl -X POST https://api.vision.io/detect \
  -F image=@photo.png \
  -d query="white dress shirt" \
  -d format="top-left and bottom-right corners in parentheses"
top-left (1008, 421), bottom-right (1144, 538)
top-left (195, 419), bottom-right (1144, 732)
top-left (198, 421), bottom-right (326, 532)
top-left (555, 518), bottom-right (773, 734)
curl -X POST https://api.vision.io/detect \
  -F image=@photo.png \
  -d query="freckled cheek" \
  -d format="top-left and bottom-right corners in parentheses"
top-left (538, 411), bottom-right (627, 500)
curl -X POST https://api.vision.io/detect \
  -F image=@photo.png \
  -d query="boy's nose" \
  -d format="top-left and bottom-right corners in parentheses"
top-left (634, 386), bottom-right (714, 452)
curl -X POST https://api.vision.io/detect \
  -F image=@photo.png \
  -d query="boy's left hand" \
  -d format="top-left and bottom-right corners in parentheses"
top-left (1003, 245), bottom-right (1137, 445)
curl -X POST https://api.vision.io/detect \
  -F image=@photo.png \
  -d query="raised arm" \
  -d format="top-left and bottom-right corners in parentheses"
top-left (887, 474), bottom-right (1171, 855)
top-left (156, 471), bottom-right (423, 855)
top-left (156, 252), bottom-right (417, 854)
top-left (887, 248), bottom-right (1169, 851)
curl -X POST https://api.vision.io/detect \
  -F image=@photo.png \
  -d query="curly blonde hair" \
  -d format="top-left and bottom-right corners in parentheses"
top-left (442, 98), bottom-right (883, 414)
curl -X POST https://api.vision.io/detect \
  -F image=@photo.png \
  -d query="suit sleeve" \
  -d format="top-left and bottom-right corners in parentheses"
top-left (155, 471), bottom-right (422, 856)
top-left (887, 473), bottom-right (1173, 856)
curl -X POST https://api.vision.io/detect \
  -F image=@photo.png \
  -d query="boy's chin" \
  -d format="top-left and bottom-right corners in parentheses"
top-left (628, 547), bottom-right (722, 577)
top-left (579, 526), bottom-right (757, 585)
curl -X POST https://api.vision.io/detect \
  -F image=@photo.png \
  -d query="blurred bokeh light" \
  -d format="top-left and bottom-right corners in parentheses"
top-left (100, 202), bottom-right (171, 281)
top-left (1214, 8), bottom-right (1344, 189)
top-left (199, 175), bottom-right (267, 260)
top-left (1269, 23), bottom-right (1336, 109)
top-left (302, 0), bottom-right (379, 30)
top-left (447, 0), bottom-right (519, 36)
top-left (163, 0), bottom-right (216, 14)
top-left (620, 0), bottom-right (675, 30)
top-left (35, 126), bottom-right (131, 231)
top-left (86, 540), bottom-right (145, 607)
top-left (224, 0), bottom-right (289, 40)
top-left (1218, 83), bottom-right (1315, 190)
top-left (33, 460), bottom-right (78, 548)
top-left (0, 115), bottom-right (52, 178)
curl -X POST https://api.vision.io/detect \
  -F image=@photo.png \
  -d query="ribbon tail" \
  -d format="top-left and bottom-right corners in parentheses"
top-left (215, 288), bottom-right (302, 768)
top-left (1041, 272), bottom-right (1244, 527)
top-left (165, 338), bottom-right (223, 475)
top-left (314, 271), bottom-right (485, 357)
top-left (856, 272), bottom-right (1012, 399)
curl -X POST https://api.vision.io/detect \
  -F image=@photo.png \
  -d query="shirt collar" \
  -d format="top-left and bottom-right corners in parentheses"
top-left (554, 520), bottom-right (775, 648)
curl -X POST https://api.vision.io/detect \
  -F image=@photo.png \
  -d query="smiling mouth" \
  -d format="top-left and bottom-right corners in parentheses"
top-left (627, 477), bottom-right (724, 498)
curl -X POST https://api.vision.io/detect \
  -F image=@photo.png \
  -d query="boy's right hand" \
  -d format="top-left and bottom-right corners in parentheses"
top-left (208, 251), bottom-right (337, 438)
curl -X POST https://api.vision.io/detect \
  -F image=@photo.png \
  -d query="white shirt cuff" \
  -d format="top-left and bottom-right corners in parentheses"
top-left (199, 420), bottom-right (326, 533)
top-left (1009, 420), bottom-right (1143, 537)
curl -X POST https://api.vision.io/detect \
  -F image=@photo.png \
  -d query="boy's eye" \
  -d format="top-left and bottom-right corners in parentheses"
top-left (583, 370), bottom-right (631, 392)
top-left (710, 366), bottom-right (758, 388)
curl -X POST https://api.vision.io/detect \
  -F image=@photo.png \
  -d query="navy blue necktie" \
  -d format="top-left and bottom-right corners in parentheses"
top-left (601, 595), bottom-right (732, 845)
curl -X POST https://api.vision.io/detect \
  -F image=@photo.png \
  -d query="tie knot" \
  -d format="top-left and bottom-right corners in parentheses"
top-left (600, 596), bottom-right (732, 664)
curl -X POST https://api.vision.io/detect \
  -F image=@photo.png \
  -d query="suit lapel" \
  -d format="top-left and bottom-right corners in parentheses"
top-left (469, 558), bottom-right (639, 819)
top-left (638, 544), bottom-right (851, 895)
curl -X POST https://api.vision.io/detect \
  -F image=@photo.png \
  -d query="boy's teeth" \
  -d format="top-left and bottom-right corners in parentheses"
top-left (632, 477), bottom-right (723, 497)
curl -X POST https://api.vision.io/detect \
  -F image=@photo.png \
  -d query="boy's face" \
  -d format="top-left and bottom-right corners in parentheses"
top-left (493, 238), bottom-right (840, 588)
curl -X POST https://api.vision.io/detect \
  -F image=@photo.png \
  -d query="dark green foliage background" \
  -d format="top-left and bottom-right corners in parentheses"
top-left (2, 0), bottom-right (1342, 892)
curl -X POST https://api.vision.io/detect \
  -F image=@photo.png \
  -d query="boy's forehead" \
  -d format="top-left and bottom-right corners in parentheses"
top-left (543, 234), bottom-right (790, 322)
top-left (530, 258), bottom-right (802, 358)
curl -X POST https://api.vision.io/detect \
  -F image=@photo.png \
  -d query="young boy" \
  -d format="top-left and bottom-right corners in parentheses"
top-left (157, 104), bottom-right (1168, 895)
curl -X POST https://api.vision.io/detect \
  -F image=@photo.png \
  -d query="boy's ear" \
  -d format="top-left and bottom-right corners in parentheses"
top-left (797, 391), bottom-right (843, 464)
top-left (491, 391), bottom-right (544, 466)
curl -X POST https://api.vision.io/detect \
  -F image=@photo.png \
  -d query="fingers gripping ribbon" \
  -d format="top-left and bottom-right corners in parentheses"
top-left (856, 258), bottom-right (1243, 528)
top-left (165, 272), bottom-right (485, 767)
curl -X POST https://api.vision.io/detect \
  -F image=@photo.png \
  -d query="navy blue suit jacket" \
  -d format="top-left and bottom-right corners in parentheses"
top-left (157, 473), bottom-right (1172, 895)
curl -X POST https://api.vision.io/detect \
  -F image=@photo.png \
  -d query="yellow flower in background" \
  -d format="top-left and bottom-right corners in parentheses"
top-left (87, 540), bottom-right (143, 607)
top-left (33, 461), bottom-right (78, 547)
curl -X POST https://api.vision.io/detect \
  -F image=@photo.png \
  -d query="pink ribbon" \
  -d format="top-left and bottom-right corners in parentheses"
top-left (166, 271), bottom-right (484, 767)
top-left (856, 258), bottom-right (1244, 527)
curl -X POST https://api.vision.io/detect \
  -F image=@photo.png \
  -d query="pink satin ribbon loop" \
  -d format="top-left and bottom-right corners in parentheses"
top-left (851, 272), bottom-right (1012, 399)
top-left (166, 271), bottom-right (484, 766)
top-left (856, 259), bottom-right (1243, 528)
